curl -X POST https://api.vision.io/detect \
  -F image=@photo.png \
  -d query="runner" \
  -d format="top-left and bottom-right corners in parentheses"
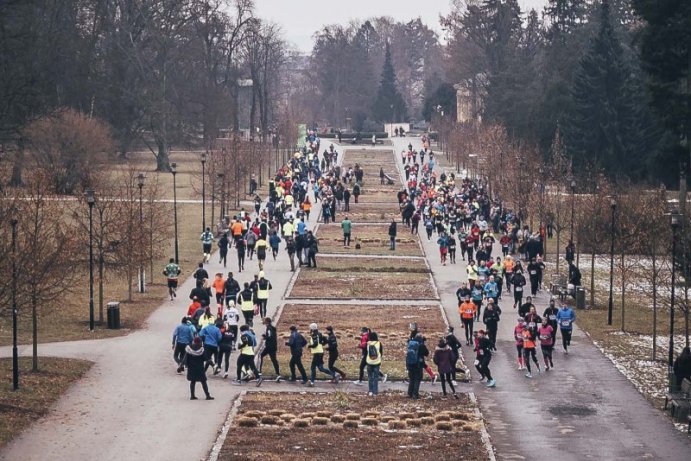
top-left (163, 258), bottom-right (181, 301)
top-left (556, 302), bottom-right (576, 353)
top-left (172, 316), bottom-right (195, 372)
top-left (459, 296), bottom-right (476, 345)
top-left (286, 325), bottom-right (308, 383)
top-left (514, 317), bottom-right (525, 370)
top-left (236, 282), bottom-right (255, 327)
top-left (233, 325), bottom-right (263, 386)
top-left (307, 323), bottom-right (338, 386)
top-left (218, 232), bottom-right (229, 267)
top-left (543, 298), bottom-right (559, 343)
top-left (538, 318), bottom-right (555, 370)
top-left (200, 227), bottom-right (214, 264)
top-left (433, 339), bottom-right (459, 399)
top-left (522, 325), bottom-right (541, 378)
top-left (259, 317), bottom-right (281, 381)
top-left (512, 269), bottom-right (526, 309)
top-left (255, 272), bottom-right (272, 318)
top-left (475, 330), bottom-right (496, 387)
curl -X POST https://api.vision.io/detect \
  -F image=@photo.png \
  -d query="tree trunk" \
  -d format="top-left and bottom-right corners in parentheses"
top-left (32, 292), bottom-right (38, 371)
top-left (556, 229), bottom-right (561, 274)
top-left (621, 252), bottom-right (625, 332)
top-left (590, 251), bottom-right (595, 307)
top-left (127, 266), bottom-right (133, 302)
top-left (98, 253), bottom-right (105, 324)
top-left (652, 252), bottom-right (657, 361)
top-left (156, 140), bottom-right (171, 172)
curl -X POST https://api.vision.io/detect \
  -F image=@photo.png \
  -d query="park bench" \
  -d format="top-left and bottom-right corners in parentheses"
top-left (665, 378), bottom-right (691, 422)
top-left (549, 274), bottom-right (568, 301)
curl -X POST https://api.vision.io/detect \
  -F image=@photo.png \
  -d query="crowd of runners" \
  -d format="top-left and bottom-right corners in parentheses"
top-left (166, 133), bottom-right (580, 401)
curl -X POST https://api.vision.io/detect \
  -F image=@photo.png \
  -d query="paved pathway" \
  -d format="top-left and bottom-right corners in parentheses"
top-left (391, 136), bottom-right (691, 460)
top-left (0, 146), bottom-right (343, 461)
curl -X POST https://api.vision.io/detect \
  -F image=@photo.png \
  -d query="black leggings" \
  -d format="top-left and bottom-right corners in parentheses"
top-left (260, 348), bottom-right (280, 375)
top-left (462, 319), bottom-right (474, 343)
top-left (328, 351), bottom-right (346, 378)
top-left (174, 342), bottom-right (188, 364)
top-left (541, 345), bottom-right (553, 367)
top-left (217, 348), bottom-right (231, 372)
top-left (561, 329), bottom-right (572, 350)
top-left (439, 372), bottom-right (456, 395)
top-left (189, 380), bottom-right (210, 398)
top-left (523, 347), bottom-right (539, 373)
top-left (476, 356), bottom-right (492, 381)
top-left (237, 354), bottom-right (260, 380)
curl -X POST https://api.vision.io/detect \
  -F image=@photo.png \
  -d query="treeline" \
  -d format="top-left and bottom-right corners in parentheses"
top-left (294, 18), bottom-right (444, 129)
top-left (441, 0), bottom-right (689, 186)
top-left (0, 0), bottom-right (288, 179)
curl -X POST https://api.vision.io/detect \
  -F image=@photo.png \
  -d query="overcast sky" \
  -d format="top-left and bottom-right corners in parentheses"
top-left (255, 0), bottom-right (548, 52)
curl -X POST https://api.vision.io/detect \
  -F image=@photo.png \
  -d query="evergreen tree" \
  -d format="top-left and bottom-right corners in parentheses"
top-left (563, 0), bottom-right (650, 179)
top-left (372, 43), bottom-right (407, 123)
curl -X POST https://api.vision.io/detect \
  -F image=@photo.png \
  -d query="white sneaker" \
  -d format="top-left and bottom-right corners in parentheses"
top-left (381, 374), bottom-right (388, 383)
top-left (525, 372), bottom-right (532, 378)
top-left (223, 372), bottom-right (228, 378)
top-left (275, 376), bottom-right (282, 383)
top-left (308, 381), bottom-right (314, 387)
top-left (452, 380), bottom-right (458, 386)
top-left (353, 380), bottom-right (363, 385)
top-left (432, 374), bottom-right (438, 384)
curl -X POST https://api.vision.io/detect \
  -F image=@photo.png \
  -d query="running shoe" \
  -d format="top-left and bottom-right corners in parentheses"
top-left (382, 374), bottom-right (388, 383)
top-left (334, 373), bottom-right (341, 384)
top-left (223, 372), bottom-right (228, 378)
top-left (232, 379), bottom-right (242, 385)
top-left (486, 379), bottom-right (496, 387)
top-left (525, 372), bottom-right (532, 378)
top-left (452, 380), bottom-right (458, 386)
top-left (308, 381), bottom-right (314, 387)
top-left (275, 376), bottom-right (282, 383)
top-left (256, 376), bottom-right (263, 387)
top-left (432, 374), bottom-right (438, 384)
top-left (353, 380), bottom-right (363, 385)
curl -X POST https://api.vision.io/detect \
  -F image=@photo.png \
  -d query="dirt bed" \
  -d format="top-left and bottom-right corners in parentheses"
top-left (266, 303), bottom-right (448, 379)
top-left (316, 224), bottom-right (423, 257)
top-left (219, 391), bottom-right (487, 461)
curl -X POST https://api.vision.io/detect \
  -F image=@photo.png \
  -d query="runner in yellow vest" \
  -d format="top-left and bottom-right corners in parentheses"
top-left (256, 271), bottom-right (272, 318)
top-left (306, 323), bottom-right (339, 386)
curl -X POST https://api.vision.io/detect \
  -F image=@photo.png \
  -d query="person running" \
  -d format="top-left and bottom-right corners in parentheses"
top-left (234, 325), bottom-right (262, 386)
top-left (200, 227), bottom-right (215, 264)
top-left (285, 236), bottom-right (297, 272)
top-left (223, 272), bottom-right (241, 308)
top-left (172, 316), bottom-right (195, 371)
top-left (341, 215), bottom-right (352, 247)
top-left (475, 330), bottom-right (495, 387)
top-left (286, 325), bottom-right (308, 383)
top-left (325, 326), bottom-right (346, 381)
top-left (445, 326), bottom-right (465, 384)
top-left (365, 331), bottom-right (383, 396)
top-left (388, 219), bottom-right (397, 250)
top-left (181, 337), bottom-right (214, 400)
top-left (269, 231), bottom-right (281, 260)
top-left (448, 233), bottom-right (457, 264)
top-left (218, 232), bottom-right (229, 267)
top-left (255, 236), bottom-right (268, 270)
top-left (259, 317), bottom-right (281, 381)
top-left (307, 323), bottom-right (338, 386)
top-left (483, 299), bottom-right (501, 350)
top-left (199, 318), bottom-right (222, 373)
top-left (406, 333), bottom-right (425, 399)
top-left (459, 297), bottom-right (477, 345)
top-left (212, 273), bottom-right (225, 312)
top-left (236, 236), bottom-right (246, 272)
top-left (437, 231), bottom-right (449, 265)
top-left (527, 257), bottom-right (540, 296)
top-left (543, 298), bottom-right (559, 343)
top-left (216, 320), bottom-right (234, 378)
top-left (237, 282), bottom-right (255, 327)
top-left (512, 269), bottom-right (526, 309)
top-left (507, 303), bottom-right (525, 356)
top-left (433, 339), bottom-right (459, 399)
top-left (163, 258), bottom-right (181, 301)
top-left (255, 272), bottom-right (272, 319)
top-left (538, 318), bottom-right (555, 370)
top-left (522, 326), bottom-right (541, 378)
top-left (556, 303), bottom-right (576, 353)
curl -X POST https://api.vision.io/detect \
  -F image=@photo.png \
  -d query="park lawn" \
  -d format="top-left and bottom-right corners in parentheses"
top-left (219, 391), bottom-right (485, 461)
top-left (338, 205), bottom-right (401, 223)
top-left (316, 224), bottom-right (423, 257)
top-left (0, 357), bottom-right (92, 448)
top-left (267, 303), bottom-right (447, 380)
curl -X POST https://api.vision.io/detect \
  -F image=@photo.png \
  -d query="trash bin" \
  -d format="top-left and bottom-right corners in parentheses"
top-left (576, 287), bottom-right (586, 310)
top-left (107, 302), bottom-right (120, 329)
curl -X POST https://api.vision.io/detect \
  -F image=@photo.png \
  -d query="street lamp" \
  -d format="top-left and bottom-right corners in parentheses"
top-left (218, 172), bottom-right (226, 222)
top-left (137, 173), bottom-right (145, 293)
top-left (570, 179), bottom-right (576, 244)
top-left (10, 215), bottom-right (18, 390)
top-left (607, 198), bottom-right (616, 326)
top-left (201, 152), bottom-right (207, 232)
top-left (86, 189), bottom-right (95, 331)
top-left (171, 162), bottom-right (179, 264)
top-left (670, 212), bottom-right (681, 379)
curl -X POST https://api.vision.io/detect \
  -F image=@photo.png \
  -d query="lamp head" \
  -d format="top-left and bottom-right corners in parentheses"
top-left (171, 162), bottom-right (177, 174)
top-left (201, 152), bottom-right (207, 163)
top-left (610, 198), bottom-right (616, 209)
top-left (570, 179), bottom-right (576, 189)
top-left (671, 212), bottom-right (682, 229)
top-left (86, 189), bottom-right (95, 205)
top-left (137, 173), bottom-right (145, 188)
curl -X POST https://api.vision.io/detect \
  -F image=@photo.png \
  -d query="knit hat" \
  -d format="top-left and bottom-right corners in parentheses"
top-left (309, 323), bottom-right (318, 330)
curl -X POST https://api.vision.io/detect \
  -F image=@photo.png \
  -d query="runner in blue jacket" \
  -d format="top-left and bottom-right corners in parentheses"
top-left (556, 304), bottom-right (576, 353)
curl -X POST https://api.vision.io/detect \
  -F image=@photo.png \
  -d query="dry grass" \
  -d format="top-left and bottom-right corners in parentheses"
top-left (0, 357), bottom-right (92, 448)
top-left (316, 224), bottom-right (423, 257)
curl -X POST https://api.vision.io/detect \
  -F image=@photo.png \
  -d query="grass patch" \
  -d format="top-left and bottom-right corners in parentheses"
top-left (0, 357), bottom-right (92, 448)
top-left (316, 224), bottom-right (422, 257)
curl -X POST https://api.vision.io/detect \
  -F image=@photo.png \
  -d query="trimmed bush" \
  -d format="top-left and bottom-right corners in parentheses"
top-left (381, 416), bottom-right (396, 423)
top-left (434, 414), bottom-right (451, 422)
top-left (330, 415), bottom-right (346, 423)
top-left (343, 420), bottom-right (359, 429)
top-left (312, 417), bottom-right (329, 425)
top-left (406, 418), bottom-right (422, 428)
top-left (260, 415), bottom-right (280, 425)
top-left (292, 419), bottom-right (310, 428)
top-left (398, 412), bottom-right (414, 420)
top-left (316, 411), bottom-right (333, 418)
top-left (345, 413), bottom-right (360, 421)
top-left (237, 417), bottom-right (258, 428)
top-left (420, 417), bottom-right (435, 425)
top-left (417, 411), bottom-right (433, 418)
top-left (267, 409), bottom-right (284, 417)
top-left (362, 418), bottom-right (379, 426)
top-left (388, 421), bottom-right (406, 429)
top-left (280, 413), bottom-right (296, 422)
top-left (436, 421), bottom-right (453, 431)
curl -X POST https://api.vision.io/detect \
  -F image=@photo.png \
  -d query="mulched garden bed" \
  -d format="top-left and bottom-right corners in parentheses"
top-left (316, 224), bottom-right (423, 257)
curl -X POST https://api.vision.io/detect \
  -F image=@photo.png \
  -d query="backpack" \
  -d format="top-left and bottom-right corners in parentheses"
top-left (368, 342), bottom-right (380, 361)
top-left (406, 340), bottom-right (420, 366)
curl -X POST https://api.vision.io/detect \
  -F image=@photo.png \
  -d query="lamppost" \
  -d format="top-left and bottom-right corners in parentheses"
top-left (11, 215), bottom-right (18, 390)
top-left (86, 189), bottom-right (95, 331)
top-left (670, 211), bottom-right (681, 382)
top-left (607, 198), bottom-right (616, 326)
top-left (201, 152), bottom-right (207, 232)
top-left (218, 172), bottom-right (225, 222)
top-left (137, 173), bottom-right (145, 293)
top-left (570, 179), bottom-right (576, 244)
top-left (171, 162), bottom-right (179, 264)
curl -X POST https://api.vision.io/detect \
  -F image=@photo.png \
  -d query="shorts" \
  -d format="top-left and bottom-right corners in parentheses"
top-left (203, 243), bottom-right (212, 253)
top-left (167, 279), bottom-right (178, 289)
